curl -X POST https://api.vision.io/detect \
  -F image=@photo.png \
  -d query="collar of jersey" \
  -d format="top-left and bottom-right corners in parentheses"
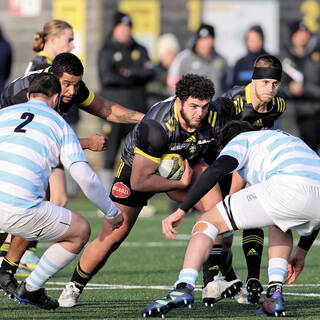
top-left (38, 51), bottom-right (53, 65)
top-left (174, 100), bottom-right (179, 122)
top-left (27, 99), bottom-right (51, 109)
top-left (245, 84), bottom-right (252, 104)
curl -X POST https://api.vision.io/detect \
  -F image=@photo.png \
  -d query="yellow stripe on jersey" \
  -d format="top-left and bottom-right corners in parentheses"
top-left (134, 147), bottom-right (161, 164)
top-left (211, 111), bottom-right (217, 127)
top-left (174, 100), bottom-right (179, 121)
top-left (116, 159), bottom-right (125, 178)
top-left (79, 89), bottom-right (95, 107)
top-left (276, 97), bottom-right (286, 112)
top-left (245, 84), bottom-right (252, 104)
top-left (234, 97), bottom-right (244, 115)
top-left (165, 117), bottom-right (175, 131)
top-left (208, 110), bottom-right (217, 126)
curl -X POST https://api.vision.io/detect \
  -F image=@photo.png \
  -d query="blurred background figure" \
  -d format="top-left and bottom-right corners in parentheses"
top-left (230, 25), bottom-right (268, 87)
top-left (25, 19), bottom-right (74, 73)
top-left (147, 33), bottom-right (180, 106)
top-left (167, 23), bottom-right (228, 97)
top-left (0, 25), bottom-right (12, 94)
top-left (97, 11), bottom-right (155, 194)
top-left (280, 20), bottom-right (320, 152)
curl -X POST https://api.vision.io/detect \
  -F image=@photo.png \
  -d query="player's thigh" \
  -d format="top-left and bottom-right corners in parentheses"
top-left (54, 211), bottom-right (90, 243)
top-left (0, 201), bottom-right (72, 241)
top-left (216, 183), bottom-right (274, 231)
top-left (49, 167), bottom-right (68, 206)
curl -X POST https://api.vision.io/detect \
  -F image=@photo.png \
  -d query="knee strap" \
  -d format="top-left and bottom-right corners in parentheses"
top-left (191, 221), bottom-right (218, 242)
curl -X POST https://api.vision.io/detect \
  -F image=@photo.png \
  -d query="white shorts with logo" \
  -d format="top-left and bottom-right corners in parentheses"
top-left (0, 201), bottom-right (72, 241)
top-left (216, 175), bottom-right (320, 236)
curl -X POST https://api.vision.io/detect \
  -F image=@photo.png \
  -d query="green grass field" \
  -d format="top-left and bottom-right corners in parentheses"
top-left (1, 194), bottom-right (320, 319)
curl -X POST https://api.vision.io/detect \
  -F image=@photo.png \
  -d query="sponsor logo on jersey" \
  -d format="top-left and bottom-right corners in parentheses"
top-left (112, 182), bottom-right (131, 198)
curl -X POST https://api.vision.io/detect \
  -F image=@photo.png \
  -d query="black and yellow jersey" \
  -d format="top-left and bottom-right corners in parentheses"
top-left (121, 96), bottom-right (234, 168)
top-left (0, 67), bottom-right (94, 116)
top-left (25, 51), bottom-right (53, 74)
top-left (223, 84), bottom-right (286, 129)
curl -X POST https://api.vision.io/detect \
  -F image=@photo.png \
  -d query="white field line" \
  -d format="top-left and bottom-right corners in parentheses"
top-left (36, 236), bottom-right (320, 248)
top-left (46, 281), bottom-right (320, 297)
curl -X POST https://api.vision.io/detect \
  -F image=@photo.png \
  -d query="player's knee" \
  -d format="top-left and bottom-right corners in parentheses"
top-left (50, 194), bottom-right (68, 207)
top-left (191, 220), bottom-right (218, 242)
top-left (76, 218), bottom-right (91, 246)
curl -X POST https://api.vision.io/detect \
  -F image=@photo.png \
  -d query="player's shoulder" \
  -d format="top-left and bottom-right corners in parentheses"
top-left (223, 85), bottom-right (245, 99)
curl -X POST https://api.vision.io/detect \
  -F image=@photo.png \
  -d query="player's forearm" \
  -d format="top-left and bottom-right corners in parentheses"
top-left (107, 102), bottom-right (144, 124)
top-left (297, 229), bottom-right (319, 251)
top-left (131, 174), bottom-right (186, 193)
top-left (85, 95), bottom-right (145, 124)
top-left (79, 137), bottom-right (90, 150)
top-left (180, 156), bottom-right (238, 212)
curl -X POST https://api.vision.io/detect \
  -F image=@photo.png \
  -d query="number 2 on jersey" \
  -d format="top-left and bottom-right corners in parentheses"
top-left (14, 112), bottom-right (35, 133)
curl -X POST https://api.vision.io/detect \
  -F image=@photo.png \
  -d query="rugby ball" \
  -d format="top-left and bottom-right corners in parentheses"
top-left (157, 153), bottom-right (185, 180)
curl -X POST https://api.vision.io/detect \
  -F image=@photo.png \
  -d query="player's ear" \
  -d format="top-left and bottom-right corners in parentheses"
top-left (26, 92), bottom-right (30, 101)
top-left (52, 93), bottom-right (60, 110)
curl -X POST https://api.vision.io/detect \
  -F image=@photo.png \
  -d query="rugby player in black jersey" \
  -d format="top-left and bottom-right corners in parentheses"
top-left (57, 73), bottom-right (237, 307)
top-left (202, 54), bottom-right (285, 305)
top-left (0, 52), bottom-right (144, 299)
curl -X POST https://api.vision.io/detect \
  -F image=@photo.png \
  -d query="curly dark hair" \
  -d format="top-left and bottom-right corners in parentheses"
top-left (175, 73), bottom-right (215, 103)
top-left (50, 52), bottom-right (84, 77)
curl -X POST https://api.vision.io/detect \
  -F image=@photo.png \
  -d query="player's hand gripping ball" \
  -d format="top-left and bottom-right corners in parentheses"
top-left (157, 153), bottom-right (185, 180)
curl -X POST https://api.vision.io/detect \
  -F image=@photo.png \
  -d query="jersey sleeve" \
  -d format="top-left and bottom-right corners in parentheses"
top-left (134, 119), bottom-right (169, 162)
top-left (73, 81), bottom-right (95, 107)
top-left (179, 155), bottom-right (239, 212)
top-left (60, 124), bottom-right (88, 169)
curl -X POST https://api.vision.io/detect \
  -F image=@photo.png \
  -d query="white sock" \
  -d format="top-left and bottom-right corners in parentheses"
top-left (175, 268), bottom-right (199, 288)
top-left (268, 257), bottom-right (288, 283)
top-left (25, 243), bottom-right (77, 291)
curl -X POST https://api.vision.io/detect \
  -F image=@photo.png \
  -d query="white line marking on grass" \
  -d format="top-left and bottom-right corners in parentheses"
top-left (46, 281), bottom-right (320, 299)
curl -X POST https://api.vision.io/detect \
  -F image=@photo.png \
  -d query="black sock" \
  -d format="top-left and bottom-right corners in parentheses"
top-left (71, 262), bottom-right (93, 293)
top-left (0, 242), bottom-right (11, 258)
top-left (202, 245), bottom-right (221, 286)
top-left (26, 240), bottom-right (38, 251)
top-left (242, 228), bottom-right (264, 280)
top-left (0, 233), bottom-right (8, 248)
top-left (220, 250), bottom-right (237, 281)
top-left (266, 281), bottom-right (283, 298)
top-left (1, 257), bottom-right (18, 275)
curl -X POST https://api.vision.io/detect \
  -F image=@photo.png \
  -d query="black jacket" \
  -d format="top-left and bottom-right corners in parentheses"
top-left (98, 35), bottom-right (155, 112)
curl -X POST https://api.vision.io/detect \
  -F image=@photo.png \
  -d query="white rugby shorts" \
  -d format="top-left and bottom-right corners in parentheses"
top-left (0, 200), bottom-right (72, 241)
top-left (216, 175), bottom-right (320, 236)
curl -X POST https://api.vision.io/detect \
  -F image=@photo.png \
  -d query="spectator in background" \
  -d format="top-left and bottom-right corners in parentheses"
top-left (147, 33), bottom-right (180, 106)
top-left (230, 25), bottom-right (268, 87)
top-left (97, 11), bottom-right (155, 194)
top-left (0, 25), bottom-right (12, 94)
top-left (280, 20), bottom-right (320, 153)
top-left (167, 23), bottom-right (228, 97)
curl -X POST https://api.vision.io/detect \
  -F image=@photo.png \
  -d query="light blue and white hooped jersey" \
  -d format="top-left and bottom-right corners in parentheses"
top-left (218, 129), bottom-right (320, 186)
top-left (0, 99), bottom-right (87, 209)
